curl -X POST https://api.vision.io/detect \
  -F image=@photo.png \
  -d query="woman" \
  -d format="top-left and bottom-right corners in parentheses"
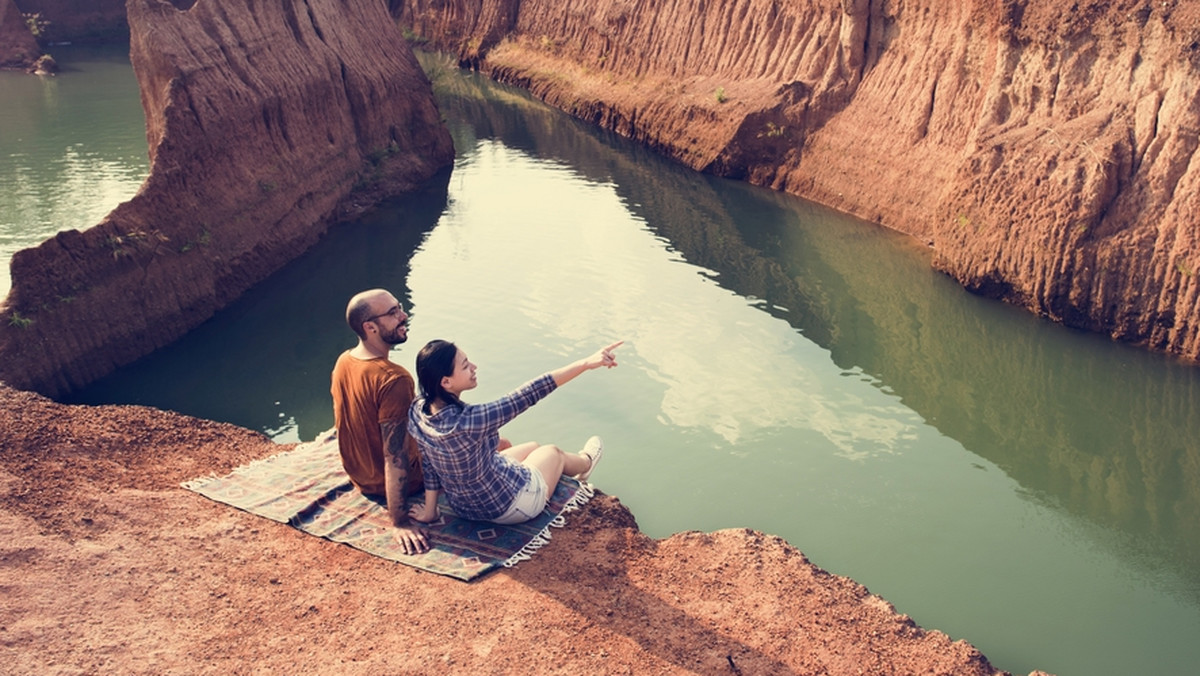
top-left (406, 339), bottom-right (622, 525)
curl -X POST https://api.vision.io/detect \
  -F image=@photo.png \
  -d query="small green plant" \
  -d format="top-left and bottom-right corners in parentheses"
top-left (401, 28), bottom-right (428, 46)
top-left (8, 311), bottom-right (33, 328)
top-left (23, 13), bottom-right (50, 39)
top-left (180, 228), bottom-right (212, 253)
top-left (106, 229), bottom-right (167, 258)
top-left (714, 87), bottom-right (727, 104)
top-left (956, 214), bottom-right (971, 229)
top-left (107, 234), bottom-right (131, 258)
top-left (1177, 260), bottom-right (1194, 277)
top-left (757, 122), bottom-right (785, 138)
top-left (258, 179), bottom-right (277, 194)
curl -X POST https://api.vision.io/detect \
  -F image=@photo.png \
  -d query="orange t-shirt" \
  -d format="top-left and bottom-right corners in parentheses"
top-left (330, 351), bottom-right (422, 496)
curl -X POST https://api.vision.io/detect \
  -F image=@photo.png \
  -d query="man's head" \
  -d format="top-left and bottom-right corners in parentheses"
top-left (346, 289), bottom-right (408, 345)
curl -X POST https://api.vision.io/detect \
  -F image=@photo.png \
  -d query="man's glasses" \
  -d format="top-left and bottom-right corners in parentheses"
top-left (366, 304), bottom-right (405, 322)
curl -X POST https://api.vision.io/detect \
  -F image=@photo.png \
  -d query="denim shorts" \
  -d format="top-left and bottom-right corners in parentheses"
top-left (493, 468), bottom-right (550, 525)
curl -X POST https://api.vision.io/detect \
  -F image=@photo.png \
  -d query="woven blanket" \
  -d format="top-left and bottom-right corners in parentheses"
top-left (182, 430), bottom-right (594, 581)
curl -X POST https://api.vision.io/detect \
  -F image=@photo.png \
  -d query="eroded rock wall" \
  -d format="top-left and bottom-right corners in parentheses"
top-left (396, 0), bottom-right (1200, 361)
top-left (0, 0), bottom-right (454, 396)
top-left (0, 0), bottom-right (40, 68)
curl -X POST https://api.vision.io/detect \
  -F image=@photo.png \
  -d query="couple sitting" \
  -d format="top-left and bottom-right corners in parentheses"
top-left (330, 289), bottom-right (620, 555)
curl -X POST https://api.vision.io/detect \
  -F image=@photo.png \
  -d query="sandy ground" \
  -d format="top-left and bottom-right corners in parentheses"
top-left (0, 383), bottom-right (1042, 675)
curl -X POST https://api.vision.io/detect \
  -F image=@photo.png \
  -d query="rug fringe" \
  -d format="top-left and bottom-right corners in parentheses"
top-left (502, 482), bottom-right (595, 568)
top-left (180, 474), bottom-right (219, 491)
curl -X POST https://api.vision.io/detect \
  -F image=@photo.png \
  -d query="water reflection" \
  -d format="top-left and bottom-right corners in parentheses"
top-left (429, 64), bottom-right (1200, 675)
top-left (433, 65), bottom-right (1200, 595)
top-left (0, 44), bottom-right (149, 299)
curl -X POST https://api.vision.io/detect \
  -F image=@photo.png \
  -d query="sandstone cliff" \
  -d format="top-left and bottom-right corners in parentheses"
top-left (0, 0), bottom-right (40, 68)
top-left (395, 0), bottom-right (1200, 362)
top-left (0, 0), bottom-right (455, 396)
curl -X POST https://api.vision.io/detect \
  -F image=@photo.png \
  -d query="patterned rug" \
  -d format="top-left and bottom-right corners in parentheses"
top-left (182, 430), bottom-right (594, 581)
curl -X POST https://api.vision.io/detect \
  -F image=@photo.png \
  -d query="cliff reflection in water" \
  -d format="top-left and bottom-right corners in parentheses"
top-left (650, 167), bottom-right (1200, 601)
top-left (672, 186), bottom-right (1200, 603)
top-left (431, 58), bottom-right (920, 458)
top-left (429, 57), bottom-right (1200, 595)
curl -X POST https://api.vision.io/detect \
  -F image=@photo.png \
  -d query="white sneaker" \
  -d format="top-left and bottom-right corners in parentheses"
top-left (576, 436), bottom-right (604, 482)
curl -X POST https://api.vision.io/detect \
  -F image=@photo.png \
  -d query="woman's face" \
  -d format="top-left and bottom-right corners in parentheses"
top-left (441, 348), bottom-right (478, 396)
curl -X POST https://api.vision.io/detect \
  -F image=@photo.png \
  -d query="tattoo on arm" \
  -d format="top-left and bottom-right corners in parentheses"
top-left (382, 420), bottom-right (408, 477)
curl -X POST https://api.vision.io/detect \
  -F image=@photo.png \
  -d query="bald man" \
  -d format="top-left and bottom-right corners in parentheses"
top-left (330, 289), bottom-right (428, 554)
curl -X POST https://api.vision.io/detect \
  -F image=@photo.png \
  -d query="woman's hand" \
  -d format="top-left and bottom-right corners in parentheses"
top-left (584, 340), bottom-right (624, 370)
top-left (551, 340), bottom-right (625, 386)
top-left (408, 499), bottom-right (440, 523)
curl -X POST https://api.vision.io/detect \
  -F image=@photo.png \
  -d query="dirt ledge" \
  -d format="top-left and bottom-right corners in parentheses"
top-left (0, 383), bottom-right (1044, 675)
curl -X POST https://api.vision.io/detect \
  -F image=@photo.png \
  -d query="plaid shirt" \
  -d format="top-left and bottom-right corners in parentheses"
top-left (407, 374), bottom-right (557, 521)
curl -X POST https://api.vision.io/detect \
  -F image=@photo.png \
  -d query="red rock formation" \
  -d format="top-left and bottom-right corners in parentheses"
top-left (0, 0), bottom-right (454, 396)
top-left (396, 0), bottom-right (1200, 362)
top-left (0, 0), bottom-right (40, 68)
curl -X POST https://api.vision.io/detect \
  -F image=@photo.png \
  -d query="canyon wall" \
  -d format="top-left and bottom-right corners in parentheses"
top-left (396, 0), bottom-right (1200, 361)
top-left (0, 0), bottom-right (40, 68)
top-left (0, 0), bottom-right (455, 396)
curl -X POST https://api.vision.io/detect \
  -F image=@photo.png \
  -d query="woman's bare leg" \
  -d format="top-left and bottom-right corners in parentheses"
top-left (499, 441), bottom-right (538, 463)
top-left (523, 444), bottom-right (590, 486)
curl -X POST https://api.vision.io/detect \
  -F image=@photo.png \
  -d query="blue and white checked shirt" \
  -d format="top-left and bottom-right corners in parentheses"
top-left (407, 373), bottom-right (558, 521)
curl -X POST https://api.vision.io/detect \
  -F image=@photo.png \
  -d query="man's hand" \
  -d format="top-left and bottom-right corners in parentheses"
top-left (393, 523), bottom-right (429, 555)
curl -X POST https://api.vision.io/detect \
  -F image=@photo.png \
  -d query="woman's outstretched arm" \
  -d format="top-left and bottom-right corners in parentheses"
top-left (549, 341), bottom-right (624, 387)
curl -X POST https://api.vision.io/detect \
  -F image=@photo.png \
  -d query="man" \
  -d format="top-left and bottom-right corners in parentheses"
top-left (330, 289), bottom-right (429, 554)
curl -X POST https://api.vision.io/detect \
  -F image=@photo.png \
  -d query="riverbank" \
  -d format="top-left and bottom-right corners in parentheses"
top-left (0, 382), bottom-right (1042, 675)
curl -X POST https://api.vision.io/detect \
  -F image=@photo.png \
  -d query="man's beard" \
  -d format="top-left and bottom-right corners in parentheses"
top-left (382, 325), bottom-right (407, 345)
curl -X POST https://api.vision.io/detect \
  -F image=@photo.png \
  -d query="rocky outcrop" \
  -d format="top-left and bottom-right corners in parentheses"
top-left (0, 381), bottom-right (1038, 675)
top-left (395, 0), bottom-right (1200, 362)
top-left (0, 0), bottom-right (454, 397)
top-left (0, 0), bottom-right (40, 68)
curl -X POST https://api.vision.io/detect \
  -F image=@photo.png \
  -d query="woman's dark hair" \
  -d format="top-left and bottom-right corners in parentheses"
top-left (416, 339), bottom-right (463, 414)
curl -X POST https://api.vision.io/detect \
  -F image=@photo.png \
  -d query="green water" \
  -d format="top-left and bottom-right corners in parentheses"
top-left (8, 49), bottom-right (1200, 676)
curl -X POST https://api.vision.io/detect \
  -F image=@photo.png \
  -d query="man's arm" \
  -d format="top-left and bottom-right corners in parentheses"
top-left (381, 419), bottom-right (409, 527)
top-left (382, 419), bottom-right (428, 554)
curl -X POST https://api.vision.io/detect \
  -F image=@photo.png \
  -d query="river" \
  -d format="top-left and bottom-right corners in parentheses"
top-left (5, 47), bottom-right (1200, 676)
